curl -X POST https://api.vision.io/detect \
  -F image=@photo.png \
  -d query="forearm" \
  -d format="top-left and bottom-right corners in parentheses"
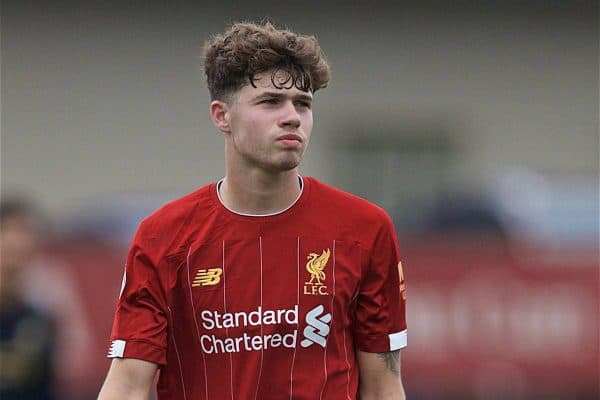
top-left (358, 379), bottom-right (406, 400)
top-left (98, 382), bottom-right (150, 400)
top-left (97, 358), bottom-right (157, 400)
top-left (357, 350), bottom-right (406, 400)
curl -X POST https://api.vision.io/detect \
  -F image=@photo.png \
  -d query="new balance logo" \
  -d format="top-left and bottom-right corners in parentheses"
top-left (301, 305), bottom-right (331, 348)
top-left (193, 268), bottom-right (223, 287)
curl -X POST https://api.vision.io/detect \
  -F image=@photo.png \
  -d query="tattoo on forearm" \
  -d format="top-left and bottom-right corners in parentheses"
top-left (377, 350), bottom-right (400, 377)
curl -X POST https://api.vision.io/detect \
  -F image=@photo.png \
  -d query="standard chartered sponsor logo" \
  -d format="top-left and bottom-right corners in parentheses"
top-left (198, 304), bottom-right (331, 354)
top-left (200, 306), bottom-right (298, 330)
top-left (300, 305), bottom-right (331, 348)
top-left (200, 331), bottom-right (298, 354)
top-left (199, 306), bottom-right (298, 354)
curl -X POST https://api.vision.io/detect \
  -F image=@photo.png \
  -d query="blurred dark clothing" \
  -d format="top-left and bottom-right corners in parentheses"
top-left (1, 196), bottom-right (94, 399)
top-left (428, 195), bottom-right (505, 234)
top-left (0, 299), bottom-right (55, 400)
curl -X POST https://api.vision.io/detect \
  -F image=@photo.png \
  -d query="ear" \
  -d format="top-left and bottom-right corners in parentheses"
top-left (209, 100), bottom-right (232, 134)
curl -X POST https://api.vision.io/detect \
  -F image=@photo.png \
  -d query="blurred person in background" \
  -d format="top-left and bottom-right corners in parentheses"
top-left (0, 196), bottom-right (94, 400)
top-left (99, 21), bottom-right (407, 400)
top-left (0, 197), bottom-right (55, 399)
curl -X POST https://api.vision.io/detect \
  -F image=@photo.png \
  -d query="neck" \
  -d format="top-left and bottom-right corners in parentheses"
top-left (219, 169), bottom-right (302, 215)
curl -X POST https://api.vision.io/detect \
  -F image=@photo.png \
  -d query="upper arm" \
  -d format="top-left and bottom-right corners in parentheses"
top-left (353, 214), bottom-right (408, 399)
top-left (353, 214), bottom-right (407, 353)
top-left (357, 349), bottom-right (405, 400)
top-left (98, 358), bottom-right (158, 400)
top-left (109, 225), bottom-right (168, 365)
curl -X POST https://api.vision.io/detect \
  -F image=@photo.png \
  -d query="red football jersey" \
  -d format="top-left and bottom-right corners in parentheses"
top-left (108, 177), bottom-right (407, 399)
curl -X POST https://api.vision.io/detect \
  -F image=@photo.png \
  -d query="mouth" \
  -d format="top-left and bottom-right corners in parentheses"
top-left (277, 134), bottom-right (303, 143)
top-left (277, 134), bottom-right (303, 149)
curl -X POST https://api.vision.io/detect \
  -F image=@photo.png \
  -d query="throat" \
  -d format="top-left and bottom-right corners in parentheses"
top-left (217, 175), bottom-right (303, 216)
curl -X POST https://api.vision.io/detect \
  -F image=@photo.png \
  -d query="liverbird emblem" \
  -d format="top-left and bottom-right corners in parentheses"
top-left (305, 249), bottom-right (331, 286)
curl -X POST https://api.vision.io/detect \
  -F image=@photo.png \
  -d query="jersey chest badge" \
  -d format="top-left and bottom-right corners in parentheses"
top-left (303, 248), bottom-right (330, 296)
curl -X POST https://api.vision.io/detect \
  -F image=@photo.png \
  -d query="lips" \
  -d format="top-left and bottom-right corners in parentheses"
top-left (277, 134), bottom-right (302, 142)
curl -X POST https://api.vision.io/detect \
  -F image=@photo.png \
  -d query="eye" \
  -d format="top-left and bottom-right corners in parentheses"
top-left (260, 98), bottom-right (279, 105)
top-left (295, 101), bottom-right (312, 109)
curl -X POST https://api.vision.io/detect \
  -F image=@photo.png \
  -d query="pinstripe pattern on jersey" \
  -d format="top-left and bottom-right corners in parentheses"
top-left (186, 246), bottom-right (208, 399)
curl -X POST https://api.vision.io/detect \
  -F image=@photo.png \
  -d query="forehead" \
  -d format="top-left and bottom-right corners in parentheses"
top-left (238, 69), bottom-right (313, 98)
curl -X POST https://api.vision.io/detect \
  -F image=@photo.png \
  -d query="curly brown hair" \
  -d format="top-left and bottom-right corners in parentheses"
top-left (203, 21), bottom-right (331, 102)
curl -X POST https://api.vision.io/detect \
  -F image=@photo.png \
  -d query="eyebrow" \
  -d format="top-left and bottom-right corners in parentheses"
top-left (254, 91), bottom-right (313, 102)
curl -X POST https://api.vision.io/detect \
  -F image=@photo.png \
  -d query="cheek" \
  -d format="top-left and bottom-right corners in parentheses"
top-left (233, 113), bottom-right (267, 140)
top-left (303, 113), bottom-right (313, 137)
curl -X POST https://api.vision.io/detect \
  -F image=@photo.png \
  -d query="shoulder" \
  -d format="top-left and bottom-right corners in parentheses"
top-left (305, 177), bottom-right (392, 226)
top-left (136, 183), bottom-right (216, 240)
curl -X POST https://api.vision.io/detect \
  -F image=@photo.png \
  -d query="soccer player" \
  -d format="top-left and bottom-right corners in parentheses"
top-left (98, 21), bottom-right (407, 400)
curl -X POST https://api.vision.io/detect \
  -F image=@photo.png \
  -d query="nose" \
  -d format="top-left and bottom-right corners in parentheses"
top-left (278, 101), bottom-right (301, 130)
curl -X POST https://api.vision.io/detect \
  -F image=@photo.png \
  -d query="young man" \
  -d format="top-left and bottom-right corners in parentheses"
top-left (1, 198), bottom-right (55, 400)
top-left (98, 21), bottom-right (407, 400)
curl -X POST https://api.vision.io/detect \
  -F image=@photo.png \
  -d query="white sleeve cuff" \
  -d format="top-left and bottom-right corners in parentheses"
top-left (389, 330), bottom-right (407, 350)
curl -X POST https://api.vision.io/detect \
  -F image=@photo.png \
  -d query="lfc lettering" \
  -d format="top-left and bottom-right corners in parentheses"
top-left (303, 284), bottom-right (328, 295)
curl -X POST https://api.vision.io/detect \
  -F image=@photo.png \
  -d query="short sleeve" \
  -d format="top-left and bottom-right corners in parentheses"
top-left (107, 222), bottom-right (168, 365)
top-left (353, 214), bottom-right (407, 353)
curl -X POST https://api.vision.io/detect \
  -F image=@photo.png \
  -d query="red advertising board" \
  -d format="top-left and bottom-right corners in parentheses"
top-left (51, 234), bottom-right (599, 398)
top-left (401, 234), bottom-right (598, 398)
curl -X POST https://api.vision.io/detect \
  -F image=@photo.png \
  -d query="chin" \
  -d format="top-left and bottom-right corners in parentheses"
top-left (275, 157), bottom-right (301, 171)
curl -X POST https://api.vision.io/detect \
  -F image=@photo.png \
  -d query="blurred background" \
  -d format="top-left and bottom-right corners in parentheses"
top-left (1, 1), bottom-right (598, 399)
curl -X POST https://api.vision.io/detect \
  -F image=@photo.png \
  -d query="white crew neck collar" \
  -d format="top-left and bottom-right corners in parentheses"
top-left (216, 176), bottom-right (304, 217)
